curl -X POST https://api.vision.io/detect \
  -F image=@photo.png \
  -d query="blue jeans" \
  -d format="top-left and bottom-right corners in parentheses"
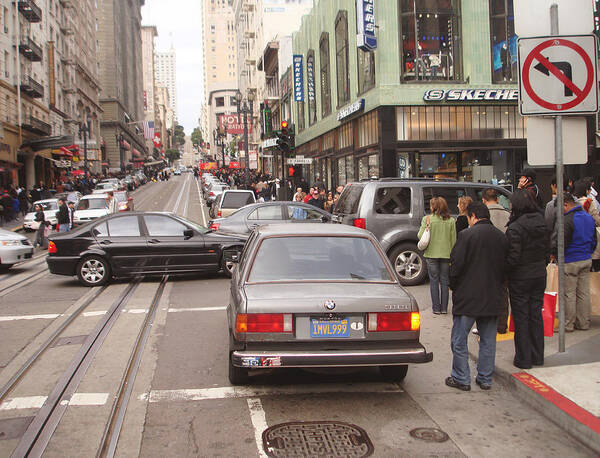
top-left (451, 315), bottom-right (497, 386)
top-left (58, 224), bottom-right (70, 233)
top-left (426, 258), bottom-right (449, 313)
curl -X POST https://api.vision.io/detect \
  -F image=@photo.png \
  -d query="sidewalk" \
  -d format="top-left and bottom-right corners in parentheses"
top-left (0, 214), bottom-right (24, 232)
top-left (469, 305), bottom-right (600, 453)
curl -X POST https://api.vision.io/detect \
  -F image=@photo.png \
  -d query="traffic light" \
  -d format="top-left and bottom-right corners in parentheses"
top-left (276, 121), bottom-right (291, 153)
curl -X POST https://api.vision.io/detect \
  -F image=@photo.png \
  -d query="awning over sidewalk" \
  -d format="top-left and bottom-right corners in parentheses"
top-left (144, 160), bottom-right (165, 166)
top-left (20, 135), bottom-right (74, 152)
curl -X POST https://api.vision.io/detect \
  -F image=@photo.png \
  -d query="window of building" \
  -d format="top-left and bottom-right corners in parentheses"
top-left (490, 0), bottom-right (516, 83)
top-left (337, 154), bottom-right (355, 186)
top-left (338, 122), bottom-right (353, 150)
top-left (358, 154), bottom-right (379, 180)
top-left (319, 33), bottom-right (332, 118)
top-left (357, 48), bottom-right (376, 94)
top-left (306, 50), bottom-right (317, 126)
top-left (297, 100), bottom-right (305, 131)
top-left (357, 110), bottom-right (378, 148)
top-left (335, 11), bottom-right (350, 106)
top-left (399, 0), bottom-right (462, 81)
top-left (215, 97), bottom-right (225, 107)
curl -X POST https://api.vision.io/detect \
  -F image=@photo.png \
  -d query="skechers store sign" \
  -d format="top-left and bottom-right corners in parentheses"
top-left (423, 89), bottom-right (519, 102)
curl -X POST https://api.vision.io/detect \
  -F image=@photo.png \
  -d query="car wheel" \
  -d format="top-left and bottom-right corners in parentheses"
top-left (77, 255), bottom-right (111, 287)
top-left (380, 365), bottom-right (408, 382)
top-left (389, 243), bottom-right (428, 286)
top-left (228, 352), bottom-right (249, 385)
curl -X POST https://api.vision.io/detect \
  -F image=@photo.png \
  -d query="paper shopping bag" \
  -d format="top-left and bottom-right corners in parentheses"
top-left (590, 272), bottom-right (600, 317)
top-left (542, 293), bottom-right (557, 337)
top-left (546, 262), bottom-right (558, 293)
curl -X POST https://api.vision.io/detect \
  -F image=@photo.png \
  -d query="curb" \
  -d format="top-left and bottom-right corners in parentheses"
top-left (10, 225), bottom-right (23, 232)
top-left (468, 344), bottom-right (600, 454)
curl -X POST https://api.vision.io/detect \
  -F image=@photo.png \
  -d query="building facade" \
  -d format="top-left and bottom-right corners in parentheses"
top-left (291, 0), bottom-right (596, 193)
top-left (154, 48), bottom-right (176, 115)
top-left (141, 25), bottom-right (158, 156)
top-left (97, 0), bottom-right (147, 172)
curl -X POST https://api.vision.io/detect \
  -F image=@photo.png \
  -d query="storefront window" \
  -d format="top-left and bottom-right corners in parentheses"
top-left (461, 150), bottom-right (515, 186)
top-left (357, 48), bottom-right (375, 94)
top-left (358, 154), bottom-right (379, 180)
top-left (490, 0), bottom-right (517, 83)
top-left (320, 33), bottom-right (332, 118)
top-left (335, 11), bottom-right (350, 106)
top-left (307, 51), bottom-right (317, 125)
top-left (418, 152), bottom-right (458, 178)
top-left (399, 0), bottom-right (462, 81)
top-left (337, 154), bottom-right (356, 186)
top-left (338, 122), bottom-right (353, 150)
top-left (357, 111), bottom-right (378, 148)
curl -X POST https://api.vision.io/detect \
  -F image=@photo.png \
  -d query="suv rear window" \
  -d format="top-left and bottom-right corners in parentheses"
top-left (221, 192), bottom-right (255, 209)
top-left (423, 187), bottom-right (467, 215)
top-left (375, 187), bottom-right (411, 214)
top-left (467, 187), bottom-right (511, 211)
top-left (334, 184), bottom-right (364, 214)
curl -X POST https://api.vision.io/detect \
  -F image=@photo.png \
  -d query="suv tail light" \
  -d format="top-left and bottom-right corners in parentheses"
top-left (48, 241), bottom-right (57, 254)
top-left (209, 222), bottom-right (220, 231)
top-left (367, 312), bottom-right (420, 332)
top-left (236, 314), bottom-right (293, 333)
top-left (217, 210), bottom-right (222, 217)
top-left (353, 218), bottom-right (366, 229)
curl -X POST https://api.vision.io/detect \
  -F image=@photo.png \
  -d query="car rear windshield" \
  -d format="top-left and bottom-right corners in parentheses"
top-left (333, 184), bottom-right (364, 215)
top-left (77, 199), bottom-right (107, 210)
top-left (221, 192), bottom-right (255, 209)
top-left (248, 236), bottom-right (393, 283)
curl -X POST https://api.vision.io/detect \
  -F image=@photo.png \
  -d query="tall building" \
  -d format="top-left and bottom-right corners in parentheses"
top-left (141, 25), bottom-right (158, 156)
top-left (97, 0), bottom-right (147, 171)
top-left (154, 48), bottom-right (176, 114)
top-left (202, 0), bottom-right (238, 161)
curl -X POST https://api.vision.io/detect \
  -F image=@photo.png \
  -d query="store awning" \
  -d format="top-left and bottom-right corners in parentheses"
top-left (132, 148), bottom-right (143, 158)
top-left (20, 135), bottom-right (74, 152)
top-left (144, 160), bottom-right (165, 166)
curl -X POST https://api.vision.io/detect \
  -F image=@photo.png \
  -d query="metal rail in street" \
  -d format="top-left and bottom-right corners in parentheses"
top-left (0, 267), bottom-right (49, 297)
top-left (97, 275), bottom-right (169, 458)
top-left (11, 280), bottom-right (141, 458)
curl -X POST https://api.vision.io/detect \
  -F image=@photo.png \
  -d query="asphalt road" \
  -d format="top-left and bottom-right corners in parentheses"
top-left (0, 174), bottom-right (593, 457)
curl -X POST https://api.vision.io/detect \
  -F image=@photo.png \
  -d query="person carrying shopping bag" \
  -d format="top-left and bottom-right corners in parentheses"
top-left (32, 204), bottom-right (46, 248)
top-left (418, 197), bottom-right (457, 314)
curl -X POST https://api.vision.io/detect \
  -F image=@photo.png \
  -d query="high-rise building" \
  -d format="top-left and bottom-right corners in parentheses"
top-left (141, 25), bottom-right (159, 157)
top-left (154, 48), bottom-right (176, 115)
top-left (97, 0), bottom-right (147, 171)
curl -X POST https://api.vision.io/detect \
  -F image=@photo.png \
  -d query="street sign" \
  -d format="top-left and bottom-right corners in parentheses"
top-left (287, 157), bottom-right (312, 165)
top-left (514, 0), bottom-right (594, 37)
top-left (526, 116), bottom-right (588, 165)
top-left (518, 35), bottom-right (598, 115)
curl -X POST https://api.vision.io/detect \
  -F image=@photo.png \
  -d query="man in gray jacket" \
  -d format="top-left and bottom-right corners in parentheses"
top-left (483, 188), bottom-right (511, 333)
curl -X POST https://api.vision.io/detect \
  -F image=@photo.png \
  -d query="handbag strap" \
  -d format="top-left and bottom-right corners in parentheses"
top-left (426, 215), bottom-right (431, 228)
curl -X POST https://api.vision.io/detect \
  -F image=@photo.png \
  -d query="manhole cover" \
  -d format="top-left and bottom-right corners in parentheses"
top-left (263, 421), bottom-right (373, 458)
top-left (409, 427), bottom-right (449, 443)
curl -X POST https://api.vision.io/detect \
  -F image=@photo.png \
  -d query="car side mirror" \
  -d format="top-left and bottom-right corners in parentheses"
top-left (223, 250), bottom-right (240, 263)
top-left (183, 229), bottom-right (194, 239)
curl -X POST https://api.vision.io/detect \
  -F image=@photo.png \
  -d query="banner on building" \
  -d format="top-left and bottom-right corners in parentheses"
top-left (293, 55), bottom-right (304, 102)
top-left (219, 114), bottom-right (253, 135)
top-left (356, 0), bottom-right (377, 51)
top-left (249, 151), bottom-right (258, 170)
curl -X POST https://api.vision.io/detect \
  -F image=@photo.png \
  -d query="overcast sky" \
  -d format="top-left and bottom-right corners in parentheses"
top-left (141, 0), bottom-right (204, 135)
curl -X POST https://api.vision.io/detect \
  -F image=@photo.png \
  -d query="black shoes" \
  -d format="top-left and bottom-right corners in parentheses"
top-left (445, 376), bottom-right (471, 391)
top-left (475, 378), bottom-right (491, 390)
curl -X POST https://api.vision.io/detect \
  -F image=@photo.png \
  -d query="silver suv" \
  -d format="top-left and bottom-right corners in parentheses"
top-left (333, 178), bottom-right (511, 286)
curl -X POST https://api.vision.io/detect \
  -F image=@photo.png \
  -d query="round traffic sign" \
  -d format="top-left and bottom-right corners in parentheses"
top-left (521, 38), bottom-right (595, 111)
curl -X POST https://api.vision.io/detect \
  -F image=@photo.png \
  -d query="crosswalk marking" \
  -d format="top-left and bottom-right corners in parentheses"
top-left (0, 393), bottom-right (109, 410)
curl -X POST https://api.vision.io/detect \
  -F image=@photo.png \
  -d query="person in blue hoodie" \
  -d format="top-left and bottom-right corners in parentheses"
top-left (554, 192), bottom-right (597, 332)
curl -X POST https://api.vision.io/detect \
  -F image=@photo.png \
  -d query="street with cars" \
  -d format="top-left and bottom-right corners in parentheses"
top-left (0, 174), bottom-right (594, 457)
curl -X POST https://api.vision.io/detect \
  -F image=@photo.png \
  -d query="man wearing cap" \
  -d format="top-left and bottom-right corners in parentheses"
top-left (518, 168), bottom-right (543, 209)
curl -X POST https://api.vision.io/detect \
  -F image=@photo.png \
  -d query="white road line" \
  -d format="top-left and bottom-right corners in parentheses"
top-left (0, 393), bottom-right (109, 410)
top-left (167, 306), bottom-right (226, 313)
top-left (0, 313), bottom-right (61, 322)
top-left (172, 175), bottom-right (188, 214)
top-left (247, 398), bottom-right (269, 458)
top-left (142, 383), bottom-right (403, 403)
top-left (183, 174), bottom-right (191, 218)
top-left (195, 178), bottom-right (208, 227)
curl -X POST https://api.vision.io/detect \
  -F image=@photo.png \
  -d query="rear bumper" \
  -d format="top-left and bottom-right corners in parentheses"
top-left (232, 344), bottom-right (433, 368)
top-left (47, 256), bottom-right (79, 276)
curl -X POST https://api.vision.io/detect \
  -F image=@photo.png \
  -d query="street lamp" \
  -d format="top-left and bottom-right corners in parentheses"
top-left (213, 124), bottom-right (227, 169)
top-left (235, 90), bottom-right (254, 187)
top-left (79, 120), bottom-right (90, 176)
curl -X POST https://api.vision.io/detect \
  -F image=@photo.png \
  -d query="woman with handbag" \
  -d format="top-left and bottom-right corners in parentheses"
top-left (418, 197), bottom-right (457, 314)
top-left (33, 204), bottom-right (46, 248)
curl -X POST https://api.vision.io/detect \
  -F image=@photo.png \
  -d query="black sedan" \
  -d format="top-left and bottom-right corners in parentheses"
top-left (47, 212), bottom-right (247, 286)
top-left (209, 201), bottom-right (332, 235)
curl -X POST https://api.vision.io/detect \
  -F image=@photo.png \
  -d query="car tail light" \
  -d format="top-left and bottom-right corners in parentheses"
top-left (367, 312), bottom-right (420, 332)
top-left (217, 210), bottom-right (222, 217)
top-left (235, 313), bottom-right (293, 333)
top-left (353, 218), bottom-right (366, 229)
top-left (209, 191), bottom-right (215, 196)
top-left (209, 222), bottom-right (220, 231)
top-left (48, 241), bottom-right (57, 254)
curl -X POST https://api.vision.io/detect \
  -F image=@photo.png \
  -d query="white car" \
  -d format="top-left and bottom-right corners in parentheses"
top-left (92, 182), bottom-right (118, 194)
top-left (23, 199), bottom-right (60, 230)
top-left (0, 228), bottom-right (33, 270)
top-left (74, 194), bottom-right (115, 224)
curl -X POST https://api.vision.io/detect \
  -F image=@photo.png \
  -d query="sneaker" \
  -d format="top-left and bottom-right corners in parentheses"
top-left (445, 376), bottom-right (471, 391)
top-left (475, 378), bottom-right (491, 390)
top-left (472, 328), bottom-right (479, 335)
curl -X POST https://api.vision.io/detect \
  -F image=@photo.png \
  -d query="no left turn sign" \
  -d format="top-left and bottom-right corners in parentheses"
top-left (518, 35), bottom-right (598, 115)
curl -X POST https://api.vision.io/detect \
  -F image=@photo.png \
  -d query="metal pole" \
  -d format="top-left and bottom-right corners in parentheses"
top-left (243, 105), bottom-right (250, 186)
top-left (83, 124), bottom-right (88, 177)
top-left (550, 4), bottom-right (565, 353)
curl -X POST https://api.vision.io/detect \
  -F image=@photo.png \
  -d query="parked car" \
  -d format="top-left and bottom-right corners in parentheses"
top-left (209, 201), bottom-right (331, 235)
top-left (211, 190), bottom-right (256, 219)
top-left (332, 178), bottom-right (511, 286)
top-left (122, 175), bottom-right (137, 190)
top-left (173, 168), bottom-right (182, 176)
top-left (225, 223), bottom-right (433, 384)
top-left (73, 194), bottom-right (116, 225)
top-left (47, 212), bottom-right (246, 286)
top-left (54, 191), bottom-right (82, 206)
top-left (114, 190), bottom-right (134, 212)
top-left (93, 182), bottom-right (118, 194)
top-left (0, 228), bottom-right (33, 270)
top-left (23, 199), bottom-right (60, 230)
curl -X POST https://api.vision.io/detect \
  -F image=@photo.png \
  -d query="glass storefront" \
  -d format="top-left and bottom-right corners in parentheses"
top-left (358, 154), bottom-right (379, 180)
top-left (490, 0), bottom-right (517, 83)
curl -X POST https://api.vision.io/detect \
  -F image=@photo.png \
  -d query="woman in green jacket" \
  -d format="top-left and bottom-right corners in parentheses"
top-left (418, 197), bottom-right (457, 314)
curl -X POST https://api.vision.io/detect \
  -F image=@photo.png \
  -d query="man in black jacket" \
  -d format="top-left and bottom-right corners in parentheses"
top-left (56, 199), bottom-right (70, 233)
top-left (446, 202), bottom-right (508, 391)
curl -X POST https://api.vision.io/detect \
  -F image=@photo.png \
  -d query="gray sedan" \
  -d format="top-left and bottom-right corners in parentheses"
top-left (209, 201), bottom-right (332, 235)
top-left (225, 223), bottom-right (433, 384)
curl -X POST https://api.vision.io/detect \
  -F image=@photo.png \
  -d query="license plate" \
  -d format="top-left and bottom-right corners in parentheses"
top-left (310, 318), bottom-right (350, 338)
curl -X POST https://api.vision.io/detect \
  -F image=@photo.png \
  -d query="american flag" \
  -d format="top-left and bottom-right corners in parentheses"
top-left (143, 121), bottom-right (155, 139)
